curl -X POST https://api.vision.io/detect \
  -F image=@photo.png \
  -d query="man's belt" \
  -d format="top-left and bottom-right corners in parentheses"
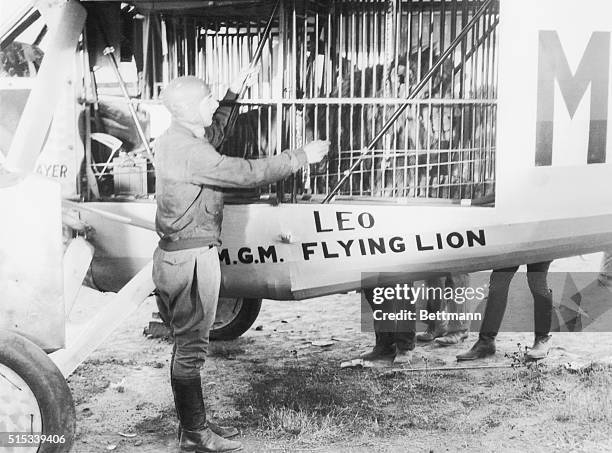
top-left (158, 237), bottom-right (215, 252)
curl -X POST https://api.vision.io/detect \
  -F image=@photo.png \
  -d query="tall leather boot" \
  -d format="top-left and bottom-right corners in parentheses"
top-left (171, 376), bottom-right (242, 452)
top-left (171, 351), bottom-right (238, 441)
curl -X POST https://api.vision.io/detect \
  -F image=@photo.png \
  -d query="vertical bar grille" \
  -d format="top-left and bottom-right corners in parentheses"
top-left (147, 1), bottom-right (499, 203)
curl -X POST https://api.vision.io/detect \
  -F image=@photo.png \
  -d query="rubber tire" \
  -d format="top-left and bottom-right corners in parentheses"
top-left (210, 298), bottom-right (262, 341)
top-left (0, 330), bottom-right (75, 453)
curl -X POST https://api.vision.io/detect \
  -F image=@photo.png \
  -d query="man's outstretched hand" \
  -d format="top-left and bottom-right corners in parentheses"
top-left (303, 140), bottom-right (330, 164)
top-left (230, 67), bottom-right (259, 94)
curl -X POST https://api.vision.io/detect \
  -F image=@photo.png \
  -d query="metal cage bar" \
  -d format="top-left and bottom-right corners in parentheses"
top-left (93, 0), bottom-right (498, 204)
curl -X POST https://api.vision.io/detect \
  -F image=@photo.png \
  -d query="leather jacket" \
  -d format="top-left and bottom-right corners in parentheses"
top-left (153, 93), bottom-right (307, 251)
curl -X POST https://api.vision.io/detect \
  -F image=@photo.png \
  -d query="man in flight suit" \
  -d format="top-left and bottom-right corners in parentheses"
top-left (153, 74), bottom-right (329, 452)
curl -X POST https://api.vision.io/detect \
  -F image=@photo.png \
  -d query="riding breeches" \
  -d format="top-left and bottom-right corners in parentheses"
top-left (152, 245), bottom-right (220, 379)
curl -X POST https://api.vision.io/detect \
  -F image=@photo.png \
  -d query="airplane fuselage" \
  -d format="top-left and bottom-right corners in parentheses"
top-left (82, 201), bottom-right (612, 299)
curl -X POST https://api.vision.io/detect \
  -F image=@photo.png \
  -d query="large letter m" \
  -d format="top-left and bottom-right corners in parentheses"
top-left (535, 31), bottom-right (610, 166)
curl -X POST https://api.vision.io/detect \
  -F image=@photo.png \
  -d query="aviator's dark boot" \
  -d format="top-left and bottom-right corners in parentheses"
top-left (171, 376), bottom-right (242, 452)
top-left (456, 337), bottom-right (496, 361)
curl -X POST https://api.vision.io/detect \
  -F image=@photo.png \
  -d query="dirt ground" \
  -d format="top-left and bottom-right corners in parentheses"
top-left (65, 254), bottom-right (612, 453)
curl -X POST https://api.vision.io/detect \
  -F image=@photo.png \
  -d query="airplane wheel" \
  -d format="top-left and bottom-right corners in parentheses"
top-left (0, 331), bottom-right (75, 453)
top-left (210, 297), bottom-right (262, 341)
